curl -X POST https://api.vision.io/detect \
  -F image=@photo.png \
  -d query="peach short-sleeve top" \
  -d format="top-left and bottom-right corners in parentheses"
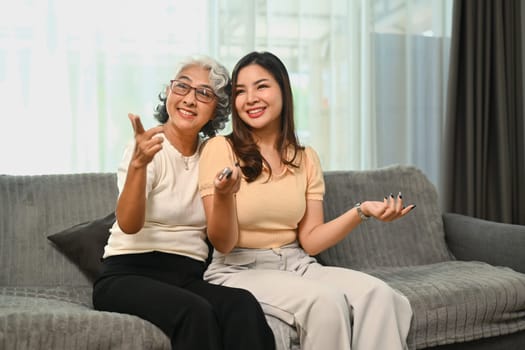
top-left (198, 136), bottom-right (324, 249)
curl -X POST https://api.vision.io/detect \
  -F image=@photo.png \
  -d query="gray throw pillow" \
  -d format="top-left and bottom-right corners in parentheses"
top-left (47, 212), bottom-right (115, 282)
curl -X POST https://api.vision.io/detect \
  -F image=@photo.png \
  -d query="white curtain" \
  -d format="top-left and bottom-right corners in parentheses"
top-left (0, 0), bottom-right (452, 191)
top-left (0, 0), bottom-right (213, 174)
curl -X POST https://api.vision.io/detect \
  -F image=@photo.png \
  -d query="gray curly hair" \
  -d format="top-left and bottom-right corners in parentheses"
top-left (153, 55), bottom-right (231, 138)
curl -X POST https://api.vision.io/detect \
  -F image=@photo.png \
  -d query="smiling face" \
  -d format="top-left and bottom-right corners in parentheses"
top-left (234, 63), bottom-right (283, 134)
top-left (165, 64), bottom-right (217, 135)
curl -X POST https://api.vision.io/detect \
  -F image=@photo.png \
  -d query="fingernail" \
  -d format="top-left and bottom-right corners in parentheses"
top-left (398, 192), bottom-right (402, 198)
top-left (410, 205), bottom-right (416, 210)
top-left (389, 193), bottom-right (394, 198)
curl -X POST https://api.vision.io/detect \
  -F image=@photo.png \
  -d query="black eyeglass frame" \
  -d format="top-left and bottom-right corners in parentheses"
top-left (169, 80), bottom-right (217, 103)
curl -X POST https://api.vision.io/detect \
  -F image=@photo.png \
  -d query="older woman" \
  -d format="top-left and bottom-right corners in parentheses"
top-left (93, 55), bottom-right (275, 350)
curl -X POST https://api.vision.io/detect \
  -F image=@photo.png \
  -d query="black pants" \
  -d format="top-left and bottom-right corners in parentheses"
top-left (93, 252), bottom-right (275, 350)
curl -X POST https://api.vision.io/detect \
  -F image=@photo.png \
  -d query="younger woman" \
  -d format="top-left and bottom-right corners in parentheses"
top-left (199, 51), bottom-right (414, 350)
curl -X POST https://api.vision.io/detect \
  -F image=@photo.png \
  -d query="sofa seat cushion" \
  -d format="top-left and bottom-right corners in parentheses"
top-left (365, 261), bottom-right (525, 349)
top-left (0, 287), bottom-right (298, 350)
top-left (0, 286), bottom-right (93, 307)
top-left (0, 287), bottom-right (170, 350)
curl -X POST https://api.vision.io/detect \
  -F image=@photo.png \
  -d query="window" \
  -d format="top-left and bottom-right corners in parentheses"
top-left (0, 0), bottom-right (452, 192)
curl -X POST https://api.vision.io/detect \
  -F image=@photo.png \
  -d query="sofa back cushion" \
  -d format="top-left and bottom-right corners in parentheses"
top-left (0, 173), bottom-right (118, 287)
top-left (318, 165), bottom-right (453, 269)
top-left (1, 165), bottom-right (451, 286)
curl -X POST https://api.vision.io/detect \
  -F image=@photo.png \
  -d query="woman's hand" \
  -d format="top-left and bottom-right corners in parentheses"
top-left (203, 164), bottom-right (242, 253)
top-left (213, 164), bottom-right (241, 196)
top-left (128, 113), bottom-right (164, 169)
top-left (116, 113), bottom-right (163, 234)
top-left (360, 193), bottom-right (416, 222)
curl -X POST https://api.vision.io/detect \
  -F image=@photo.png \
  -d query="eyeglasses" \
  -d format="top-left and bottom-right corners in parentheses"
top-left (169, 80), bottom-right (216, 103)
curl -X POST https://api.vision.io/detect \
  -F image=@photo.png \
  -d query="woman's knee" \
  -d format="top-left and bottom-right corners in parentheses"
top-left (183, 295), bottom-right (216, 319)
top-left (372, 279), bottom-right (398, 299)
top-left (359, 278), bottom-right (407, 309)
top-left (218, 287), bottom-right (264, 317)
top-left (305, 288), bottom-right (349, 323)
top-left (235, 288), bottom-right (262, 308)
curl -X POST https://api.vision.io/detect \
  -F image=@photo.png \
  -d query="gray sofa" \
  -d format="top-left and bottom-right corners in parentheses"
top-left (1, 165), bottom-right (525, 350)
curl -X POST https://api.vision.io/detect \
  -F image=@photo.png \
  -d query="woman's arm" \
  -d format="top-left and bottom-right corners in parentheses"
top-left (201, 165), bottom-right (241, 253)
top-left (116, 114), bottom-right (164, 234)
top-left (115, 165), bottom-right (148, 234)
top-left (298, 196), bottom-right (415, 256)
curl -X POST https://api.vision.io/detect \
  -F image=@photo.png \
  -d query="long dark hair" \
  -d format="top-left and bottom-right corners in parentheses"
top-left (229, 51), bottom-right (303, 182)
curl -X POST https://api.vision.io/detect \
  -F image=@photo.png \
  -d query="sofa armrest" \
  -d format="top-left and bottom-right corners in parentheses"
top-left (443, 212), bottom-right (525, 274)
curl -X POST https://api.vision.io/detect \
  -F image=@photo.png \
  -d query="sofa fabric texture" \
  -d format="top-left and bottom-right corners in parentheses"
top-left (1, 166), bottom-right (525, 350)
top-left (318, 168), bottom-right (453, 268)
top-left (317, 168), bottom-right (525, 348)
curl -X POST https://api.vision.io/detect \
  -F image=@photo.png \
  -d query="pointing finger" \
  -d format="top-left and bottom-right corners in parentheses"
top-left (128, 113), bottom-right (145, 135)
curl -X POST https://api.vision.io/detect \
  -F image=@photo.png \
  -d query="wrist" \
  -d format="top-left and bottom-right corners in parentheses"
top-left (129, 159), bottom-right (148, 170)
top-left (354, 202), bottom-right (370, 221)
top-left (214, 190), bottom-right (236, 202)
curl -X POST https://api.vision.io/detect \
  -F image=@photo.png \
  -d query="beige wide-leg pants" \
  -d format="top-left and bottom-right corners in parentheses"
top-left (204, 242), bottom-right (412, 350)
